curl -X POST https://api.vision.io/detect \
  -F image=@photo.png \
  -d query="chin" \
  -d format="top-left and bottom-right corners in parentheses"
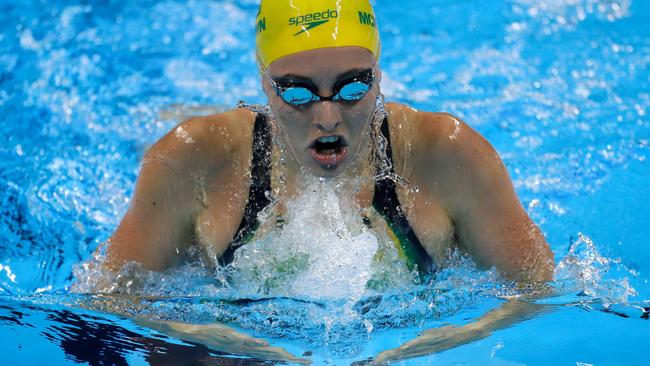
top-left (302, 148), bottom-right (360, 179)
top-left (304, 161), bottom-right (348, 178)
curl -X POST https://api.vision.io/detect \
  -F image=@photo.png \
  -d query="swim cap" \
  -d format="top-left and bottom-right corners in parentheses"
top-left (255, 0), bottom-right (380, 68)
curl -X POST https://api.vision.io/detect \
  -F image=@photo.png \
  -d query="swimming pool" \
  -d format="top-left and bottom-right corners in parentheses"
top-left (1, 0), bottom-right (649, 364)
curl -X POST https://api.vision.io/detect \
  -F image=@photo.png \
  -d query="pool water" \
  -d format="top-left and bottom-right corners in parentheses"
top-left (1, 0), bottom-right (649, 365)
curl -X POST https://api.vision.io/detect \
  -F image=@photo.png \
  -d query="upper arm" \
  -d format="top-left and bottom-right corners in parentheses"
top-left (105, 150), bottom-right (194, 271)
top-left (417, 113), bottom-right (554, 283)
top-left (104, 115), bottom-right (237, 271)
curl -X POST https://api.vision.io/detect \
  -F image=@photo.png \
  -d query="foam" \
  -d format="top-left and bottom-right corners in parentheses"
top-left (226, 174), bottom-right (380, 300)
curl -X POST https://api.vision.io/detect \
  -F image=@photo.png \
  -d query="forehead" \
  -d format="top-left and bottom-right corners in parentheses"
top-left (267, 46), bottom-right (375, 80)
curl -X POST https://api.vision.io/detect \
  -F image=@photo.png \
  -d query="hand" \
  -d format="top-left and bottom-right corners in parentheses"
top-left (370, 324), bottom-right (491, 365)
top-left (137, 319), bottom-right (311, 365)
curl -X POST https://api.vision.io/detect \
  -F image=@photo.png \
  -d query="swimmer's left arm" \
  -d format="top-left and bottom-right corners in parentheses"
top-left (369, 112), bottom-right (556, 365)
top-left (416, 112), bottom-right (554, 283)
top-left (369, 299), bottom-right (553, 365)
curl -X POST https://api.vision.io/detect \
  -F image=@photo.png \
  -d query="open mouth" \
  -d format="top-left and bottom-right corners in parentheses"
top-left (308, 135), bottom-right (349, 168)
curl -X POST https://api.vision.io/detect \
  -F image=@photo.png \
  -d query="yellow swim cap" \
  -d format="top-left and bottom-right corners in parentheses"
top-left (255, 0), bottom-right (380, 68)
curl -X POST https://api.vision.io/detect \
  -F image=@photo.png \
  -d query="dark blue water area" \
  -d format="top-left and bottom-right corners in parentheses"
top-left (1, 0), bottom-right (650, 364)
top-left (0, 296), bottom-right (291, 366)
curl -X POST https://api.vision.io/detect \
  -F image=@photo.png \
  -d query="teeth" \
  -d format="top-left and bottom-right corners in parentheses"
top-left (318, 136), bottom-right (339, 143)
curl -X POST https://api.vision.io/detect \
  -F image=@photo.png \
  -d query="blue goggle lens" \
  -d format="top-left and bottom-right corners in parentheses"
top-left (280, 87), bottom-right (317, 105)
top-left (336, 81), bottom-right (371, 101)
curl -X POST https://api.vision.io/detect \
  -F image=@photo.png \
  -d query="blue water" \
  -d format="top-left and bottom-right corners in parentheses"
top-left (1, 0), bottom-right (649, 365)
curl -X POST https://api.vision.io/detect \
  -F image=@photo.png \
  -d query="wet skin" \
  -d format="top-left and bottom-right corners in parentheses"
top-left (99, 46), bottom-right (555, 363)
top-left (105, 46), bottom-right (553, 283)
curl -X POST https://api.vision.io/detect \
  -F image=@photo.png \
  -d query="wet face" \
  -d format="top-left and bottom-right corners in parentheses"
top-left (262, 47), bottom-right (380, 178)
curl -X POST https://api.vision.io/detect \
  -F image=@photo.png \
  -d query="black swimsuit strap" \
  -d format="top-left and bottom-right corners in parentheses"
top-left (221, 113), bottom-right (432, 274)
top-left (219, 113), bottom-right (272, 266)
top-left (372, 116), bottom-right (434, 274)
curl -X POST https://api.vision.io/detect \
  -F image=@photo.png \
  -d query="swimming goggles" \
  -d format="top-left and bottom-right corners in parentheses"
top-left (261, 64), bottom-right (376, 106)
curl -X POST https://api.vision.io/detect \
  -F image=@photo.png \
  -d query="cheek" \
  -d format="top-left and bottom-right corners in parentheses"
top-left (345, 96), bottom-right (377, 129)
top-left (271, 102), bottom-right (307, 136)
top-left (275, 112), bottom-right (310, 151)
top-left (349, 88), bottom-right (378, 117)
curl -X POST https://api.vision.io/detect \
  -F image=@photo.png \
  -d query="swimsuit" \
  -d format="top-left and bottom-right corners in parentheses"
top-left (219, 113), bottom-right (434, 276)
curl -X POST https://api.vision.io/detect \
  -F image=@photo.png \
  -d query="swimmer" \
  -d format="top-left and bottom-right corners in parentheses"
top-left (97, 0), bottom-right (554, 363)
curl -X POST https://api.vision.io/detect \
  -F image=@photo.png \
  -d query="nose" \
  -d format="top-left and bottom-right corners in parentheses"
top-left (312, 101), bottom-right (342, 132)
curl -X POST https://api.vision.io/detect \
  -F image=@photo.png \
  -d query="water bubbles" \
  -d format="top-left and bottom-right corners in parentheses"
top-left (0, 264), bottom-right (17, 283)
top-left (513, 0), bottom-right (631, 33)
top-left (237, 101), bottom-right (273, 117)
top-left (323, 309), bottom-right (368, 358)
top-left (19, 29), bottom-right (40, 51)
top-left (225, 175), bottom-right (385, 300)
top-left (173, 125), bottom-right (194, 144)
top-left (1, 0), bottom-right (648, 362)
top-left (515, 135), bottom-right (543, 149)
top-left (367, 94), bottom-right (410, 190)
top-left (547, 201), bottom-right (567, 215)
top-left (555, 233), bottom-right (638, 305)
top-left (633, 104), bottom-right (645, 117)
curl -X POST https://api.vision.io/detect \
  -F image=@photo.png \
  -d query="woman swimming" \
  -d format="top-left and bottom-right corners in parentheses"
top-left (98, 0), bottom-right (554, 363)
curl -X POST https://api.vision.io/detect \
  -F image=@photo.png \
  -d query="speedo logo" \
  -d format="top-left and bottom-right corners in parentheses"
top-left (289, 9), bottom-right (338, 36)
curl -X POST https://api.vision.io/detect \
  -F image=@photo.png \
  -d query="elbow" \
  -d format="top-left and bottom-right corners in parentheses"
top-left (509, 243), bottom-right (555, 284)
top-left (518, 225), bottom-right (555, 284)
top-left (536, 245), bottom-right (555, 283)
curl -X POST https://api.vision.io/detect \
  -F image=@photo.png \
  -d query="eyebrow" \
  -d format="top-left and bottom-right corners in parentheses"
top-left (272, 68), bottom-right (372, 85)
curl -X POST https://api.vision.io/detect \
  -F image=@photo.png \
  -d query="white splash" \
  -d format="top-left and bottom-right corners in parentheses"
top-left (228, 174), bottom-right (379, 300)
top-left (555, 233), bottom-right (637, 306)
top-left (0, 263), bottom-right (17, 283)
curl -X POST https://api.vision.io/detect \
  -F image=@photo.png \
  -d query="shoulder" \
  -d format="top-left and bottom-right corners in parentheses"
top-left (387, 103), bottom-right (489, 158)
top-left (144, 108), bottom-right (256, 175)
top-left (389, 104), bottom-right (498, 169)
top-left (387, 103), bottom-right (506, 205)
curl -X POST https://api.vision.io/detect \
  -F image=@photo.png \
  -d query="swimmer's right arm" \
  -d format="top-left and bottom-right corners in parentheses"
top-left (135, 318), bottom-right (311, 364)
top-left (103, 115), bottom-right (237, 272)
top-left (103, 124), bottom-right (200, 271)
